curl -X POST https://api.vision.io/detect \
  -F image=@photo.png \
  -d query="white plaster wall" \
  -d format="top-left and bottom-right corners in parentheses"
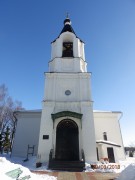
top-left (49, 57), bottom-right (87, 72)
top-left (81, 102), bottom-right (97, 162)
top-left (80, 43), bottom-right (85, 60)
top-left (44, 73), bottom-right (92, 102)
top-left (37, 102), bottom-right (55, 162)
top-left (97, 144), bottom-right (103, 159)
top-left (97, 144), bottom-right (117, 161)
top-left (12, 112), bottom-right (41, 157)
top-left (94, 112), bottom-right (125, 161)
top-left (97, 144), bottom-right (122, 163)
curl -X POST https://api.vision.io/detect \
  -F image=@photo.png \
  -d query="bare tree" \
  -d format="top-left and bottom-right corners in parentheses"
top-left (125, 142), bottom-right (135, 157)
top-left (0, 84), bottom-right (8, 130)
top-left (0, 84), bottom-right (24, 153)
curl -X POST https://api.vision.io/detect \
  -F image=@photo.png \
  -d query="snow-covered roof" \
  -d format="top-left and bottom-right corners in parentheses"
top-left (16, 109), bottom-right (121, 114)
top-left (14, 109), bottom-right (122, 119)
top-left (96, 140), bottom-right (121, 147)
top-left (15, 109), bottom-right (41, 113)
top-left (93, 110), bottom-right (122, 113)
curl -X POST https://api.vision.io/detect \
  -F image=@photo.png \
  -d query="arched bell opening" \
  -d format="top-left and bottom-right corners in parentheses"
top-left (55, 119), bottom-right (79, 161)
top-left (62, 42), bottom-right (73, 57)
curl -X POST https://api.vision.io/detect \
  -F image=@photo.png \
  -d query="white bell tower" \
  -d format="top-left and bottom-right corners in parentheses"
top-left (37, 17), bottom-right (97, 168)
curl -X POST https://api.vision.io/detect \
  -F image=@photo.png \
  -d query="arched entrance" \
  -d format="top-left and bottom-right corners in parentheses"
top-left (55, 119), bottom-right (79, 161)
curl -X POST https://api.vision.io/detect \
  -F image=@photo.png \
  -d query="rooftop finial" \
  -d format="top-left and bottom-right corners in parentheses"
top-left (64, 13), bottom-right (71, 25)
top-left (66, 12), bottom-right (70, 19)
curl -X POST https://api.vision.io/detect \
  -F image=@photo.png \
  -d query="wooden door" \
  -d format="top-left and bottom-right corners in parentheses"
top-left (107, 147), bottom-right (115, 163)
top-left (55, 119), bottom-right (79, 161)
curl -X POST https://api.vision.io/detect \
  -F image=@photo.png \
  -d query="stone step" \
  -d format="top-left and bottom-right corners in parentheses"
top-left (49, 160), bottom-right (85, 172)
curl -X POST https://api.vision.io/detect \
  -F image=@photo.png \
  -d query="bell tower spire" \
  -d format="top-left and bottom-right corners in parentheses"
top-left (49, 17), bottom-right (87, 73)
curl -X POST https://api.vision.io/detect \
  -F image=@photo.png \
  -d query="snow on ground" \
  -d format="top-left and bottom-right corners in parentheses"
top-left (85, 156), bottom-right (135, 179)
top-left (117, 163), bottom-right (135, 180)
top-left (1, 154), bottom-right (52, 172)
top-left (0, 154), bottom-right (121, 173)
top-left (0, 155), bottom-right (56, 180)
top-left (116, 157), bottom-right (135, 180)
top-left (1, 154), bottom-right (135, 180)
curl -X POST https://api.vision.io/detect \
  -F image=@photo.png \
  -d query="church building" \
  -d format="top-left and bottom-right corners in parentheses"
top-left (12, 17), bottom-right (125, 171)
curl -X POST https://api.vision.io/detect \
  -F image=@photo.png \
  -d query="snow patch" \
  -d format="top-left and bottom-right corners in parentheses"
top-left (117, 163), bottom-right (135, 180)
top-left (0, 157), bottom-right (56, 180)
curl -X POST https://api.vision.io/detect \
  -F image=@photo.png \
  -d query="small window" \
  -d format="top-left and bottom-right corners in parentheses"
top-left (103, 132), bottom-right (107, 141)
top-left (62, 42), bottom-right (73, 57)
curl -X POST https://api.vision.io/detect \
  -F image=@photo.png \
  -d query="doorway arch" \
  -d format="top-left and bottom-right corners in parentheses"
top-left (55, 119), bottom-right (79, 161)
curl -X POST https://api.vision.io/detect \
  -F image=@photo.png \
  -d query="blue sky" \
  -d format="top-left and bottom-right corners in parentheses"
top-left (0, 0), bottom-right (135, 146)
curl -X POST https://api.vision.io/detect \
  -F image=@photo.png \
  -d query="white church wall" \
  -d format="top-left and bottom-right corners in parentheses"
top-left (73, 37), bottom-right (79, 57)
top-left (49, 57), bottom-right (87, 72)
top-left (80, 42), bottom-right (85, 60)
top-left (97, 144), bottom-right (103, 159)
top-left (44, 73), bottom-right (92, 102)
top-left (37, 102), bottom-right (54, 162)
top-left (12, 111), bottom-right (41, 158)
top-left (94, 111), bottom-right (125, 161)
top-left (81, 102), bottom-right (97, 162)
top-left (79, 73), bottom-right (92, 101)
top-left (52, 38), bottom-right (62, 58)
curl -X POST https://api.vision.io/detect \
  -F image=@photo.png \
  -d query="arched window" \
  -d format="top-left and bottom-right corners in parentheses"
top-left (62, 42), bottom-right (73, 57)
top-left (103, 132), bottom-right (107, 141)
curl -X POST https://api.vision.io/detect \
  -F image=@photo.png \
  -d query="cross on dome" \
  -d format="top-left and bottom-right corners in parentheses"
top-left (52, 15), bottom-right (84, 43)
